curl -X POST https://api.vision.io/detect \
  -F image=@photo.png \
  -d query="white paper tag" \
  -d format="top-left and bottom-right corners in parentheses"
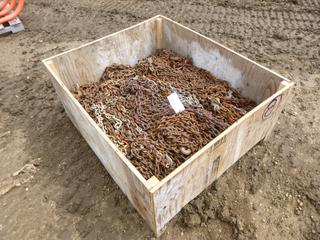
top-left (167, 92), bottom-right (185, 113)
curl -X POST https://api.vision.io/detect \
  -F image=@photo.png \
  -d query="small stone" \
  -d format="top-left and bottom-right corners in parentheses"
top-left (237, 219), bottom-right (244, 231)
top-left (207, 209), bottom-right (215, 219)
top-left (252, 203), bottom-right (257, 211)
top-left (42, 194), bottom-right (48, 203)
top-left (32, 158), bottom-right (42, 166)
top-left (294, 208), bottom-right (301, 215)
top-left (67, 200), bottom-right (81, 213)
top-left (206, 192), bottom-right (213, 198)
top-left (185, 214), bottom-right (201, 227)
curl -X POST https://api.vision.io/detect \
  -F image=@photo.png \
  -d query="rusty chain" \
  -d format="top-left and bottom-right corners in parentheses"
top-left (73, 50), bottom-right (256, 180)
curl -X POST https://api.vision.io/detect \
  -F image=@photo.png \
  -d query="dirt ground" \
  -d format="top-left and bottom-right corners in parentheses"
top-left (0, 0), bottom-right (319, 239)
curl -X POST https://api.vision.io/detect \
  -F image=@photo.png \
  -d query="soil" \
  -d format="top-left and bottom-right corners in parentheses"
top-left (0, 0), bottom-right (319, 239)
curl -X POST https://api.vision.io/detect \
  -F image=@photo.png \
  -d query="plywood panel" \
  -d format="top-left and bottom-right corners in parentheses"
top-left (47, 18), bottom-right (158, 91)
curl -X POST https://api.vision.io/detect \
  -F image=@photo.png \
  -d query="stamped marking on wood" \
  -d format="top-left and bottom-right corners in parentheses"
top-left (262, 94), bottom-right (282, 120)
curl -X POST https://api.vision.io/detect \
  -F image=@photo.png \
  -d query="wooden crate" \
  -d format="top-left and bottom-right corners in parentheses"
top-left (42, 15), bottom-right (294, 236)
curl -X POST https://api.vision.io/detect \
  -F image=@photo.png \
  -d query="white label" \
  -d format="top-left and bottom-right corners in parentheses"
top-left (167, 92), bottom-right (185, 114)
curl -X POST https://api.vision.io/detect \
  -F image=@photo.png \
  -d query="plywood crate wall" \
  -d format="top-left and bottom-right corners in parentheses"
top-left (43, 15), bottom-right (294, 236)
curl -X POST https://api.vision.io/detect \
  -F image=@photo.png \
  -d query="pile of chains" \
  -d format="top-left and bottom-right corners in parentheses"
top-left (73, 50), bottom-right (256, 180)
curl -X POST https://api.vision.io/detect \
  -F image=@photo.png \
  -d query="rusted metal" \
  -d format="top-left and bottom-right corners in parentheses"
top-left (73, 50), bottom-right (256, 180)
